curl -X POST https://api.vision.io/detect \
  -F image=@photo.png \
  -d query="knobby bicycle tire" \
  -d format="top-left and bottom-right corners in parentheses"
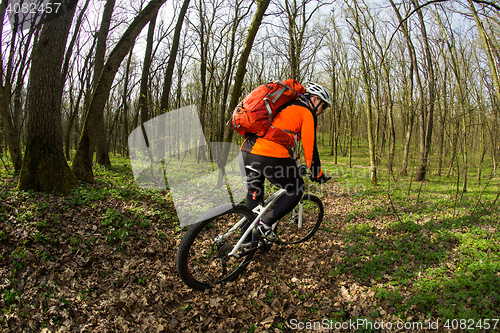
top-left (176, 205), bottom-right (257, 291)
top-left (275, 194), bottom-right (324, 244)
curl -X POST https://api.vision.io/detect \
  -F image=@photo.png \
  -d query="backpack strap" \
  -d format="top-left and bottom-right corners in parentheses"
top-left (272, 97), bottom-right (309, 122)
top-left (274, 97), bottom-right (313, 161)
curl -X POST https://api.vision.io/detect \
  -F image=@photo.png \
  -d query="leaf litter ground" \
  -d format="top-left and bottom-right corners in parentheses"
top-left (1, 169), bottom-right (498, 332)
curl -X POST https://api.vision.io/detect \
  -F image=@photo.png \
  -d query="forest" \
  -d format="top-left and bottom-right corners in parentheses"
top-left (1, 0), bottom-right (499, 331)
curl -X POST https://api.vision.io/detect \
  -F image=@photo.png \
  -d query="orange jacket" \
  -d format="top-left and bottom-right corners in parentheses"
top-left (241, 101), bottom-right (323, 177)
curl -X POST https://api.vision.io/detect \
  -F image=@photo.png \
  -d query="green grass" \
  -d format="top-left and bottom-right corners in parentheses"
top-left (319, 142), bottom-right (500, 324)
top-left (1, 144), bottom-right (499, 327)
top-left (0, 153), bottom-right (179, 320)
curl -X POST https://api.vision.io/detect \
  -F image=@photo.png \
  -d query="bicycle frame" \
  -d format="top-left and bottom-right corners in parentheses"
top-left (214, 162), bottom-right (313, 259)
top-left (218, 188), bottom-right (287, 258)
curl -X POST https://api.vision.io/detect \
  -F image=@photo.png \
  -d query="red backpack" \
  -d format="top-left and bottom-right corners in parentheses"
top-left (230, 79), bottom-right (305, 140)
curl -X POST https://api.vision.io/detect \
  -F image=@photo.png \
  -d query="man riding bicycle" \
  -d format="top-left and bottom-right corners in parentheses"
top-left (240, 82), bottom-right (332, 242)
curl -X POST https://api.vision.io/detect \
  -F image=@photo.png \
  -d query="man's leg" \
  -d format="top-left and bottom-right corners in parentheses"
top-left (241, 151), bottom-right (265, 210)
top-left (241, 155), bottom-right (304, 241)
top-left (261, 157), bottom-right (304, 227)
top-left (240, 152), bottom-right (265, 242)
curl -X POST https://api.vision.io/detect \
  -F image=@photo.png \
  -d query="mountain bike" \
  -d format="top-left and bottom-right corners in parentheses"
top-left (176, 166), bottom-right (326, 291)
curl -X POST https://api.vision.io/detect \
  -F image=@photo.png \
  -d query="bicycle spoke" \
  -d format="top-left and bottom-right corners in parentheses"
top-left (177, 207), bottom-right (257, 290)
top-left (276, 194), bottom-right (324, 244)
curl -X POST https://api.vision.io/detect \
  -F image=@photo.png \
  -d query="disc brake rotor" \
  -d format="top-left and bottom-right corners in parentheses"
top-left (216, 243), bottom-right (234, 258)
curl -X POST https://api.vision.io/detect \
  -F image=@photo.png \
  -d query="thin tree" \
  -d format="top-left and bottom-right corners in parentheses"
top-left (72, 0), bottom-right (169, 183)
top-left (324, 18), bottom-right (348, 164)
top-left (468, 0), bottom-right (500, 176)
top-left (91, 0), bottom-right (116, 166)
top-left (274, 0), bottom-right (328, 82)
top-left (217, 0), bottom-right (271, 186)
top-left (435, 9), bottom-right (471, 192)
top-left (0, 0), bottom-right (24, 172)
top-left (389, 0), bottom-right (417, 177)
top-left (436, 53), bottom-right (448, 177)
top-left (226, 0), bottom-right (271, 133)
top-left (159, 0), bottom-right (190, 112)
top-left (138, 13), bottom-right (157, 125)
top-left (217, 0), bottom-right (252, 142)
top-left (413, 0), bottom-right (436, 182)
top-left (65, 36), bottom-right (96, 159)
top-left (346, 0), bottom-right (378, 185)
top-left (61, 0), bottom-right (91, 82)
top-left (363, 6), bottom-right (396, 174)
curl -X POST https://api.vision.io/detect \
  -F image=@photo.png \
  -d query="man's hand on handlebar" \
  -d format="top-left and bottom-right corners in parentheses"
top-left (310, 173), bottom-right (331, 184)
top-left (298, 165), bottom-right (331, 184)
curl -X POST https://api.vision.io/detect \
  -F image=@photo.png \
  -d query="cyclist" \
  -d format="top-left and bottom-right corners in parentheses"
top-left (240, 82), bottom-right (332, 242)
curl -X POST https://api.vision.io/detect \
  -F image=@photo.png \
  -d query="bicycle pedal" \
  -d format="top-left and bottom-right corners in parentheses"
top-left (252, 223), bottom-right (279, 241)
top-left (258, 241), bottom-right (273, 253)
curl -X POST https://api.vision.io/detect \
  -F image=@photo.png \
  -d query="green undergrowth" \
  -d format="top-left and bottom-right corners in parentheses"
top-left (320, 150), bottom-right (500, 325)
top-left (0, 154), bottom-right (180, 327)
top-left (1, 147), bottom-right (499, 329)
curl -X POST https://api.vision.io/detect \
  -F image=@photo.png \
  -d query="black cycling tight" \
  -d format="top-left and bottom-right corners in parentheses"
top-left (241, 151), bottom-right (304, 226)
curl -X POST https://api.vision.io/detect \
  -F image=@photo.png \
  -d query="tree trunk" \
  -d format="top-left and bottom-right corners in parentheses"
top-left (469, 0), bottom-right (500, 179)
top-left (469, 0), bottom-right (500, 105)
top-left (196, 0), bottom-right (208, 163)
top-left (139, 13), bottom-right (157, 124)
top-left (437, 12), bottom-right (468, 190)
top-left (414, 0), bottom-right (436, 182)
top-left (92, 0), bottom-right (116, 166)
top-left (65, 38), bottom-right (95, 159)
top-left (368, 12), bottom-right (395, 175)
top-left (218, 0), bottom-right (248, 142)
top-left (389, 0), bottom-right (416, 177)
top-left (0, 0), bottom-right (23, 173)
top-left (174, 30), bottom-right (189, 110)
top-left (61, 0), bottom-right (90, 82)
top-left (285, 0), bottom-right (298, 81)
top-left (159, 0), bottom-right (190, 112)
top-left (121, 48), bottom-right (134, 156)
top-left (387, 79), bottom-right (395, 175)
top-left (0, 84), bottom-right (22, 172)
top-left (72, 0), bottom-right (168, 182)
top-left (217, 0), bottom-right (271, 187)
top-left (447, 119), bottom-right (459, 177)
top-left (477, 117), bottom-right (486, 185)
top-left (359, 52), bottom-right (377, 184)
top-left (17, 2), bottom-right (79, 195)
top-left (436, 66), bottom-right (448, 176)
top-left (226, 0), bottom-right (271, 136)
top-left (348, 101), bottom-right (353, 168)
top-left (348, 1), bottom-right (377, 184)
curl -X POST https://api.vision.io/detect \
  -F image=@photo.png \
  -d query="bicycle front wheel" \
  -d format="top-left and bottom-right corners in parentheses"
top-left (176, 205), bottom-right (257, 291)
top-left (276, 194), bottom-right (324, 244)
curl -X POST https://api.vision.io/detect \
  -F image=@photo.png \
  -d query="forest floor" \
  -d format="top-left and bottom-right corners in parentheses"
top-left (1, 156), bottom-right (499, 332)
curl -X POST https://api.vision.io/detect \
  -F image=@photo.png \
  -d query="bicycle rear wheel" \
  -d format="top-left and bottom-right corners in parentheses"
top-left (275, 194), bottom-right (323, 244)
top-left (176, 205), bottom-right (257, 291)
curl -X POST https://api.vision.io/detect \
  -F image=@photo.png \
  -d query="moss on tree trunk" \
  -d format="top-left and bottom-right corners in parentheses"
top-left (18, 143), bottom-right (78, 195)
top-left (17, 1), bottom-right (79, 195)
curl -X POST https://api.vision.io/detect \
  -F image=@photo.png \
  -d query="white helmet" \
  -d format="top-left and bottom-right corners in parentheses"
top-left (305, 82), bottom-right (331, 107)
